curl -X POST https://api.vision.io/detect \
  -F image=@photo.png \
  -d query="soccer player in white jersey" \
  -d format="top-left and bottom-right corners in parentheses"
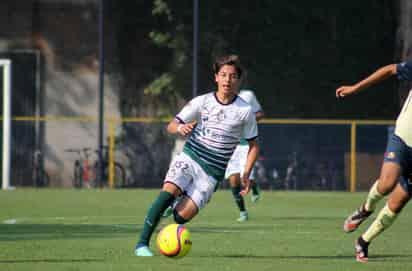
top-left (336, 60), bottom-right (412, 263)
top-left (135, 55), bottom-right (259, 257)
top-left (225, 89), bottom-right (264, 222)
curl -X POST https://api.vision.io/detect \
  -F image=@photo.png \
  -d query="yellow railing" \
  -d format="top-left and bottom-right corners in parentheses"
top-left (107, 118), bottom-right (395, 191)
top-left (259, 118), bottom-right (395, 192)
top-left (2, 116), bottom-right (395, 191)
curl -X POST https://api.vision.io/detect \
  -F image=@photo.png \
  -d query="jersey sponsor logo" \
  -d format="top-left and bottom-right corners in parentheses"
top-left (201, 127), bottom-right (236, 142)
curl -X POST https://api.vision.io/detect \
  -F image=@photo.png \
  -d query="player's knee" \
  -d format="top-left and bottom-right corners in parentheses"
top-left (173, 209), bottom-right (190, 224)
top-left (228, 174), bottom-right (241, 187)
top-left (162, 182), bottom-right (182, 197)
top-left (377, 177), bottom-right (397, 195)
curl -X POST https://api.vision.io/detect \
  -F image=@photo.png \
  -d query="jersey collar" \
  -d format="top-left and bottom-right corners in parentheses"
top-left (214, 92), bottom-right (238, 105)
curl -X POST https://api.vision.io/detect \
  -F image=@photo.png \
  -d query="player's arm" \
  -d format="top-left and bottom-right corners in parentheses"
top-left (167, 119), bottom-right (196, 137)
top-left (168, 95), bottom-right (201, 136)
top-left (336, 64), bottom-right (397, 98)
top-left (240, 139), bottom-right (259, 196)
top-left (255, 111), bottom-right (265, 121)
top-left (249, 91), bottom-right (264, 121)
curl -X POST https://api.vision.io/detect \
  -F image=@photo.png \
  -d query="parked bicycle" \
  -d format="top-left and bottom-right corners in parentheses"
top-left (14, 148), bottom-right (50, 187)
top-left (65, 148), bottom-right (95, 188)
top-left (65, 146), bottom-right (126, 188)
top-left (98, 145), bottom-right (127, 188)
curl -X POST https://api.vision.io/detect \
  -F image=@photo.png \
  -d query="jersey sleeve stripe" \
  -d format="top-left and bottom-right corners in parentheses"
top-left (246, 135), bottom-right (258, 141)
top-left (175, 116), bottom-right (185, 124)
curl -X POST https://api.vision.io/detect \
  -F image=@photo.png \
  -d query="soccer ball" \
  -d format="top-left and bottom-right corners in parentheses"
top-left (156, 224), bottom-right (192, 258)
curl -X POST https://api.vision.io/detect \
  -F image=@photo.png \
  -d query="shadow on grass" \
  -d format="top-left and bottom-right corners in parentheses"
top-left (0, 258), bottom-right (103, 264)
top-left (271, 216), bottom-right (342, 221)
top-left (197, 254), bottom-right (412, 261)
top-left (0, 219), bottom-right (346, 241)
top-left (0, 224), bottom-right (139, 241)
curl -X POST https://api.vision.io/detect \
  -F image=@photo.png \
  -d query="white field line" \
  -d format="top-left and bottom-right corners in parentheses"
top-left (3, 219), bottom-right (17, 224)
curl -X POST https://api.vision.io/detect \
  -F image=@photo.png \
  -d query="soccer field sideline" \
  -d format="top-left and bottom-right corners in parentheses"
top-left (1, 189), bottom-right (412, 271)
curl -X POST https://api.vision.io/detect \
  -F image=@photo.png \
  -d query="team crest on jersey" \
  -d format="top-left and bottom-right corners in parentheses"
top-left (216, 109), bottom-right (226, 121)
top-left (408, 173), bottom-right (412, 185)
top-left (385, 152), bottom-right (396, 159)
top-left (208, 107), bottom-right (226, 121)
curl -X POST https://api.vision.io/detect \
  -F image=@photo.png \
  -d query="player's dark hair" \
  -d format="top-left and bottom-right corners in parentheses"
top-left (213, 54), bottom-right (244, 78)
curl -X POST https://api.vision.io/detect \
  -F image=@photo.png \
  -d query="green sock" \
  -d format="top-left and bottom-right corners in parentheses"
top-left (138, 191), bottom-right (175, 246)
top-left (231, 186), bottom-right (246, 212)
top-left (252, 182), bottom-right (260, 196)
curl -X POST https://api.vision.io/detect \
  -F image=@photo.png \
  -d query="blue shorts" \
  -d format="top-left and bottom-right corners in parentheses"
top-left (384, 134), bottom-right (412, 194)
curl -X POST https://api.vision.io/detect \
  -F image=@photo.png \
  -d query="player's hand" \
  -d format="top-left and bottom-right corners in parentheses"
top-left (239, 177), bottom-right (252, 196)
top-left (177, 121), bottom-right (197, 136)
top-left (336, 86), bottom-right (357, 98)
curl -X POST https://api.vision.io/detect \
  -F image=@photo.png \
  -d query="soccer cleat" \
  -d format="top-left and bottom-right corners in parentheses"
top-left (251, 185), bottom-right (261, 203)
top-left (135, 244), bottom-right (154, 257)
top-left (162, 206), bottom-right (173, 218)
top-left (355, 236), bottom-right (369, 263)
top-left (343, 206), bottom-right (372, 233)
top-left (237, 211), bottom-right (248, 222)
top-left (251, 193), bottom-right (260, 203)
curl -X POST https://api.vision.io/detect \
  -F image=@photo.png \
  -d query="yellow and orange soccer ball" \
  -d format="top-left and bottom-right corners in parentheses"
top-left (157, 224), bottom-right (192, 258)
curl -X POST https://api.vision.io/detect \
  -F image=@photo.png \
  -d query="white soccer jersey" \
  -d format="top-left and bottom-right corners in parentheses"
top-left (395, 90), bottom-right (412, 146)
top-left (176, 92), bottom-right (258, 181)
top-left (237, 89), bottom-right (262, 146)
top-left (238, 89), bottom-right (262, 114)
top-left (394, 61), bottom-right (412, 147)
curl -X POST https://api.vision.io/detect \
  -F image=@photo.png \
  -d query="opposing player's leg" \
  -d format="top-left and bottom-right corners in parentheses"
top-left (135, 182), bottom-right (182, 256)
top-left (228, 173), bottom-right (248, 222)
top-left (355, 181), bottom-right (410, 262)
top-left (344, 158), bottom-right (401, 232)
top-left (364, 161), bottom-right (401, 211)
top-left (345, 135), bottom-right (406, 233)
top-left (354, 236), bottom-right (369, 263)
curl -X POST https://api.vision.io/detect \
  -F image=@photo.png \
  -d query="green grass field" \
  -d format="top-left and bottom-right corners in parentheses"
top-left (1, 189), bottom-right (412, 271)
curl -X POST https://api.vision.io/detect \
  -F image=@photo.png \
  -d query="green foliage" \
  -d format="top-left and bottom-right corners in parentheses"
top-left (149, 31), bottom-right (172, 47)
top-left (193, 1), bottom-right (397, 118)
top-left (152, 0), bottom-right (173, 20)
top-left (108, 1), bottom-right (398, 119)
top-left (143, 73), bottom-right (174, 96)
